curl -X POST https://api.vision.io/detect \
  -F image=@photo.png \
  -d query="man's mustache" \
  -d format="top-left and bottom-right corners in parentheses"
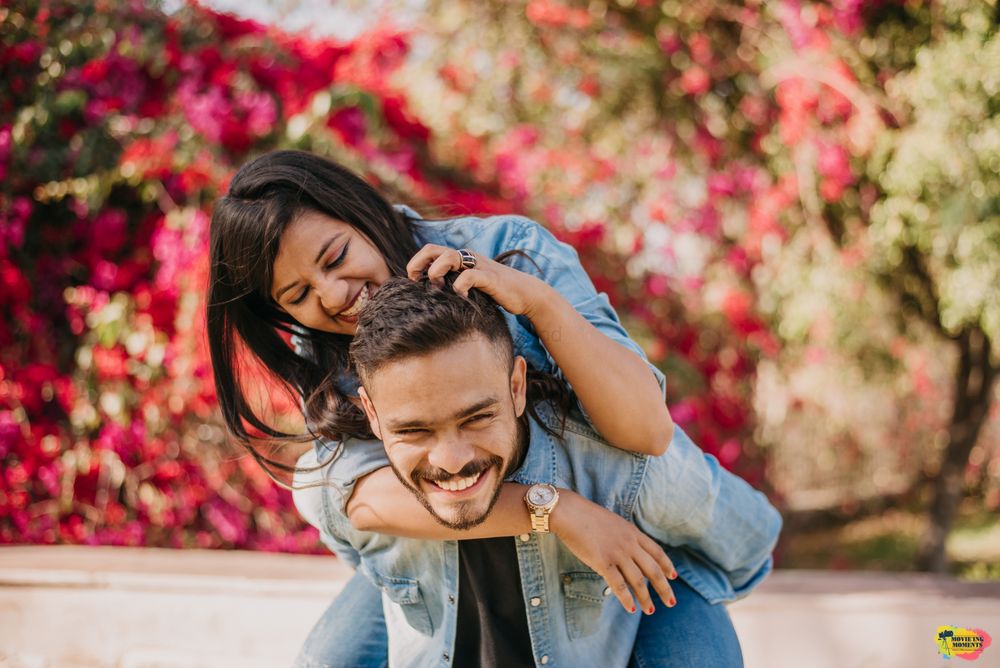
top-left (413, 457), bottom-right (500, 485)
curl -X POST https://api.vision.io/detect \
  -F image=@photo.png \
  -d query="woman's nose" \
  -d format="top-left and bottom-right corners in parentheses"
top-left (315, 278), bottom-right (346, 314)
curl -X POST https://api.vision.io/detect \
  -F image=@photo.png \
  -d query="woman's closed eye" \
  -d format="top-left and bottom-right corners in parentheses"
top-left (288, 243), bottom-right (350, 306)
top-left (324, 241), bottom-right (350, 271)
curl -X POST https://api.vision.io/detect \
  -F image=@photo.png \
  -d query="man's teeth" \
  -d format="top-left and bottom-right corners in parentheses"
top-left (339, 284), bottom-right (370, 317)
top-left (432, 470), bottom-right (483, 492)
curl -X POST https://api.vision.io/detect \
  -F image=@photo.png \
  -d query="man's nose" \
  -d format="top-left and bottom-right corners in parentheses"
top-left (427, 434), bottom-right (476, 475)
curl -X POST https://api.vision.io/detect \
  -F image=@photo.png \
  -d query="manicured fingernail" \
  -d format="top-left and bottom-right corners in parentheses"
top-left (647, 606), bottom-right (655, 614)
top-left (630, 606), bottom-right (636, 613)
top-left (669, 572), bottom-right (677, 580)
top-left (668, 597), bottom-right (676, 607)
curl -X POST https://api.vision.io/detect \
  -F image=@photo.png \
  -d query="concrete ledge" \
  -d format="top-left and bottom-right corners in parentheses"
top-left (729, 570), bottom-right (999, 668)
top-left (0, 547), bottom-right (352, 668)
top-left (1, 546), bottom-right (998, 667)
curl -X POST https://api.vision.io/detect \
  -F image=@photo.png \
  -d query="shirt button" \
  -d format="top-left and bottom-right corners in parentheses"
top-left (448, 594), bottom-right (455, 604)
top-left (530, 597), bottom-right (542, 607)
top-left (562, 575), bottom-right (572, 585)
top-left (540, 656), bottom-right (550, 664)
top-left (443, 652), bottom-right (450, 662)
top-left (603, 586), bottom-right (612, 597)
top-left (519, 533), bottom-right (530, 542)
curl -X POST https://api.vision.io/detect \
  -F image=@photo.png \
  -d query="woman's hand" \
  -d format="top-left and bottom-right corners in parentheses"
top-left (406, 244), bottom-right (550, 318)
top-left (551, 490), bottom-right (678, 614)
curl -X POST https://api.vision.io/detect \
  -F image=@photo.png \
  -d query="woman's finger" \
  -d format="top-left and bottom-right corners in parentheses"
top-left (602, 567), bottom-right (637, 614)
top-left (451, 268), bottom-right (493, 298)
top-left (405, 244), bottom-right (452, 280)
top-left (425, 251), bottom-right (462, 283)
top-left (635, 548), bottom-right (675, 610)
top-left (640, 534), bottom-right (678, 581)
top-left (618, 559), bottom-right (655, 615)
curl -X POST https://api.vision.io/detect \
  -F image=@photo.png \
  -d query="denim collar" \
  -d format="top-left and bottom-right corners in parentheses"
top-left (506, 404), bottom-right (563, 487)
top-left (393, 203), bottom-right (423, 220)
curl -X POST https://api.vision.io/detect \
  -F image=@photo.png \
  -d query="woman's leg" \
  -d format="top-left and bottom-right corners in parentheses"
top-left (293, 571), bottom-right (388, 668)
top-left (628, 576), bottom-right (744, 668)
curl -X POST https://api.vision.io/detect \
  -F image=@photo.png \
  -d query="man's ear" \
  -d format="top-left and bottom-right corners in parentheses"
top-left (358, 386), bottom-right (382, 440)
top-left (510, 355), bottom-right (527, 418)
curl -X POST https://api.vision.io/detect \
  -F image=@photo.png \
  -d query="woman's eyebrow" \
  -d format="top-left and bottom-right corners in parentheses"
top-left (273, 234), bottom-right (343, 301)
top-left (313, 233), bottom-right (342, 264)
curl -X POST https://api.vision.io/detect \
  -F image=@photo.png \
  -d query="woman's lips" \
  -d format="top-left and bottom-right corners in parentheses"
top-left (335, 283), bottom-right (371, 322)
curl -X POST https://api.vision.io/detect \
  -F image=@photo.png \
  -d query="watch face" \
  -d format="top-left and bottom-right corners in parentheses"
top-left (528, 485), bottom-right (554, 506)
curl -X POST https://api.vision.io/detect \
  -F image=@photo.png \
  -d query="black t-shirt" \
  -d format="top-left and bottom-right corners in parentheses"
top-left (452, 537), bottom-right (535, 668)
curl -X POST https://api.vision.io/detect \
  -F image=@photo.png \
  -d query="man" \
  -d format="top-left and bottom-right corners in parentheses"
top-left (294, 277), bottom-right (781, 667)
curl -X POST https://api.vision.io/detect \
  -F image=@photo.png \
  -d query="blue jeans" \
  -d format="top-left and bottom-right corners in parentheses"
top-left (627, 576), bottom-right (744, 668)
top-left (294, 572), bottom-right (388, 668)
top-left (294, 572), bottom-right (743, 667)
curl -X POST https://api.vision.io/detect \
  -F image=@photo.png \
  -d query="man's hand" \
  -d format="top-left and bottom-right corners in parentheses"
top-left (550, 489), bottom-right (678, 614)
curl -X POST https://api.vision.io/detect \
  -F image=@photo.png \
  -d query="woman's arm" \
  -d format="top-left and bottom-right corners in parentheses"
top-left (408, 239), bottom-right (673, 455)
top-left (347, 467), bottom-right (533, 538)
top-left (523, 281), bottom-right (673, 455)
top-left (347, 467), bottom-right (678, 614)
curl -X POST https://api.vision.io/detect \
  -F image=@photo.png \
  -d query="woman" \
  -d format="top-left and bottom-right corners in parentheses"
top-left (207, 150), bottom-right (762, 666)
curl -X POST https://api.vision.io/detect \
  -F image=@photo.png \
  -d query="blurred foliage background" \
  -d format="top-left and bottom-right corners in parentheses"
top-left (1, 0), bottom-right (997, 575)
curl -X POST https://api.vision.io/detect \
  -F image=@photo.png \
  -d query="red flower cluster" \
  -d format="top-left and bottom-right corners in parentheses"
top-left (0, 1), bottom-right (452, 552)
top-left (4, 0), bottom-right (842, 551)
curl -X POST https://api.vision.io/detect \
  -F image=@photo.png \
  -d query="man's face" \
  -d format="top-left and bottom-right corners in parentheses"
top-left (358, 334), bottom-right (528, 529)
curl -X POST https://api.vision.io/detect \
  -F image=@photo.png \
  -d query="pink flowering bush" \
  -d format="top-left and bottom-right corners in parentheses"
top-left (397, 0), bottom-right (999, 571)
top-left (0, 0), bottom-right (469, 550)
top-left (3, 0), bottom-right (996, 574)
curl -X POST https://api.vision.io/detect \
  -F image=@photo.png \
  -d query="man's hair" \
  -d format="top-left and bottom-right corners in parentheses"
top-left (351, 275), bottom-right (513, 383)
top-left (350, 275), bottom-right (572, 433)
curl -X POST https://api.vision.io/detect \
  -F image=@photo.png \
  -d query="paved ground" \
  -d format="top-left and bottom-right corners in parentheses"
top-left (0, 546), bottom-right (997, 667)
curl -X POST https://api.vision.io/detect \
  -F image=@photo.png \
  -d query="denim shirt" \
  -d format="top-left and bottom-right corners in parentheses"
top-left (294, 403), bottom-right (782, 668)
top-left (292, 207), bottom-right (782, 665)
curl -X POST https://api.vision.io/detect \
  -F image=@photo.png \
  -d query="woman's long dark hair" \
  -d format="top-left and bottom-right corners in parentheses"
top-left (207, 150), bottom-right (421, 476)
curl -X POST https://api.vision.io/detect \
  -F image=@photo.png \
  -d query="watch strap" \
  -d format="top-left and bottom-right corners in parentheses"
top-left (529, 509), bottom-right (550, 533)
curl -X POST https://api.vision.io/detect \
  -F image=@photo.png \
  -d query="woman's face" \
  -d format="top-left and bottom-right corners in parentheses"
top-left (270, 209), bottom-right (392, 335)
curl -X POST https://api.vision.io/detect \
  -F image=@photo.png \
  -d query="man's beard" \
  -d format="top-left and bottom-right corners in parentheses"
top-left (388, 417), bottom-right (528, 530)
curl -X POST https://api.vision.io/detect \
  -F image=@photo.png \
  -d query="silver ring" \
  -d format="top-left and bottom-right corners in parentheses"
top-left (456, 248), bottom-right (477, 271)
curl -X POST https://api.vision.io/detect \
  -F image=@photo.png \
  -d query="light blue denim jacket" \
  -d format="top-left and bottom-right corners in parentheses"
top-left (293, 207), bottom-right (782, 666)
top-left (295, 403), bottom-right (781, 668)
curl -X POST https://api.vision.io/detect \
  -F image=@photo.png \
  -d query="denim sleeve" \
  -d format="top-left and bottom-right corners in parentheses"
top-left (631, 427), bottom-right (782, 601)
top-left (311, 436), bottom-right (392, 517)
top-left (290, 330), bottom-right (392, 515)
top-left (506, 218), bottom-right (667, 401)
top-left (292, 449), bottom-right (363, 568)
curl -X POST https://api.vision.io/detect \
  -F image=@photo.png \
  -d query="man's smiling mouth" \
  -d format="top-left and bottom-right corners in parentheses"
top-left (428, 468), bottom-right (488, 493)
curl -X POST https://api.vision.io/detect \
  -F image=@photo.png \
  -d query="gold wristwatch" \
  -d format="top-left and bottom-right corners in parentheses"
top-left (525, 483), bottom-right (560, 533)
